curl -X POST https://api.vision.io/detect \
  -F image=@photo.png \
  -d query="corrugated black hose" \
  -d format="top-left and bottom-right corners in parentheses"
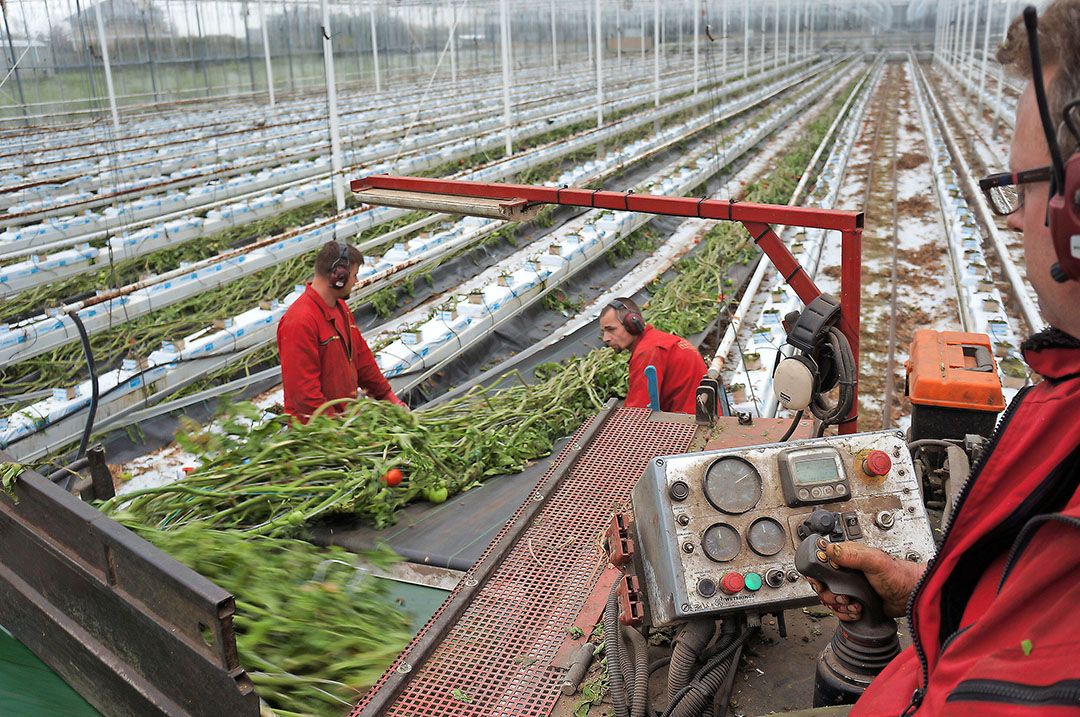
top-left (664, 625), bottom-right (755, 717)
top-left (604, 580), bottom-right (630, 717)
top-left (623, 625), bottom-right (650, 717)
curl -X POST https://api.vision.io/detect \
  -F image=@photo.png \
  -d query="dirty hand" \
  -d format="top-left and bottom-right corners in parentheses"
top-left (805, 542), bottom-right (926, 622)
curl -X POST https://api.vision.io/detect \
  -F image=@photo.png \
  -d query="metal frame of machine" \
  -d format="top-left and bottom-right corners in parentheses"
top-left (351, 174), bottom-right (866, 433)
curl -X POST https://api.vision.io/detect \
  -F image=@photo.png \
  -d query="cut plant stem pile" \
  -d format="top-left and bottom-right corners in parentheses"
top-left (137, 525), bottom-right (412, 717)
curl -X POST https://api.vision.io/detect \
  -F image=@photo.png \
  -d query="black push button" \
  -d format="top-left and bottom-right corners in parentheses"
top-left (842, 511), bottom-right (863, 539)
top-left (697, 578), bottom-right (717, 598)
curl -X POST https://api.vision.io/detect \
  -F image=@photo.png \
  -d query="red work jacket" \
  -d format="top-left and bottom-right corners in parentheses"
top-left (625, 325), bottom-right (707, 414)
top-left (277, 284), bottom-right (396, 422)
top-left (851, 328), bottom-right (1080, 716)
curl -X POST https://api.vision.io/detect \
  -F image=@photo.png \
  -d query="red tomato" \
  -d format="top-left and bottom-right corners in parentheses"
top-left (383, 468), bottom-right (404, 487)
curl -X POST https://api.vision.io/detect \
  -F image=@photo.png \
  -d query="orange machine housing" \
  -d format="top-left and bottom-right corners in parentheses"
top-left (905, 330), bottom-right (1006, 442)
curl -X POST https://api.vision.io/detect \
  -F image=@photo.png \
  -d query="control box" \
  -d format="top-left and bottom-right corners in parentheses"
top-left (631, 430), bottom-right (935, 626)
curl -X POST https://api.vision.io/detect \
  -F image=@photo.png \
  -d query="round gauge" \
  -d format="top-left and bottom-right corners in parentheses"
top-left (703, 457), bottom-right (763, 514)
top-left (701, 522), bottom-right (741, 562)
top-left (747, 517), bottom-right (787, 557)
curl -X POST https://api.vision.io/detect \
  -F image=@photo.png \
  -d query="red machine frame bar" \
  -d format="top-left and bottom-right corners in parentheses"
top-left (351, 175), bottom-right (864, 432)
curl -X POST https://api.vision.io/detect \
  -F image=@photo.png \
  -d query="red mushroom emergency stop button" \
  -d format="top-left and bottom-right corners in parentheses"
top-left (862, 450), bottom-right (892, 477)
top-left (719, 572), bottom-right (745, 595)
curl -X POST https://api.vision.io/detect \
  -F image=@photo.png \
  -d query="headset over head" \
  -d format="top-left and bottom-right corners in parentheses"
top-left (607, 298), bottom-right (646, 336)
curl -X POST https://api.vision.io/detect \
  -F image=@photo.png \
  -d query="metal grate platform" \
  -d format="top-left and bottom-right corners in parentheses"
top-left (351, 407), bottom-right (697, 717)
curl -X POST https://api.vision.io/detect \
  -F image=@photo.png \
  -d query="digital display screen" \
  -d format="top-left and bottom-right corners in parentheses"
top-left (792, 455), bottom-right (840, 485)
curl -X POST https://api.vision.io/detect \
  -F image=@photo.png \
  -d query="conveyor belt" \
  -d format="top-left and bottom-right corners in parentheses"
top-left (351, 405), bottom-right (697, 716)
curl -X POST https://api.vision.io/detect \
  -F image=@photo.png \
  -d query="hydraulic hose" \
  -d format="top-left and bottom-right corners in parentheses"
top-left (622, 625), bottom-right (650, 717)
top-left (604, 581), bottom-right (630, 717)
top-left (663, 626), bottom-right (755, 717)
top-left (810, 327), bottom-right (856, 430)
top-left (67, 311), bottom-right (98, 460)
top-left (667, 620), bottom-right (716, 703)
top-left (617, 612), bottom-right (636, 702)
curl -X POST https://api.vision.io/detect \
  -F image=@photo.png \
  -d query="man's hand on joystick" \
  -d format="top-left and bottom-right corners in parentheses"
top-left (805, 542), bottom-right (927, 622)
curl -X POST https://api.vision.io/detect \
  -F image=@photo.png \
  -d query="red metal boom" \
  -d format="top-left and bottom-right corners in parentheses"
top-left (352, 175), bottom-right (864, 432)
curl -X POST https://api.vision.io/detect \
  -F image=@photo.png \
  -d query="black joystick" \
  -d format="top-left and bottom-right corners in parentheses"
top-left (795, 510), bottom-right (901, 707)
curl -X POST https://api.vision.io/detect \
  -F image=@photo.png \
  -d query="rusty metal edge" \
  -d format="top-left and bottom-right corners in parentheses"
top-left (355, 398), bottom-right (623, 717)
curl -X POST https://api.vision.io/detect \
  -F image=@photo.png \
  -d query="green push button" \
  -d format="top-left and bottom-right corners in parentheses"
top-left (744, 572), bottom-right (763, 591)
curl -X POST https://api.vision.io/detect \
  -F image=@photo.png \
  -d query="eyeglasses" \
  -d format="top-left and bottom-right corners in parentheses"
top-left (977, 166), bottom-right (1053, 216)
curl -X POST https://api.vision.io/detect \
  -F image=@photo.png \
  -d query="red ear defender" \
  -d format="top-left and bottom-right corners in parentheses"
top-left (609, 299), bottom-right (645, 335)
top-left (1024, 9), bottom-right (1080, 283)
top-left (1048, 152), bottom-right (1080, 283)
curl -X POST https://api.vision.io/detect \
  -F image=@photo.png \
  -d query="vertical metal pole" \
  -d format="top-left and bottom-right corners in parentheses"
top-left (693, 0), bottom-right (699, 94)
top-left (282, 1), bottom-right (295, 93)
top-left (957, 0), bottom-right (969, 78)
top-left (640, 4), bottom-right (646, 63)
top-left (967, 0), bottom-right (980, 85)
top-left (94, 3), bottom-right (120, 132)
top-left (784, 0), bottom-right (790, 65)
top-left (839, 228), bottom-right (862, 435)
top-left (449, 0), bottom-right (457, 85)
top-left (977, 0), bottom-right (991, 116)
top-left (243, 2), bottom-right (256, 94)
top-left (258, 0), bottom-right (275, 106)
top-left (993, 0), bottom-right (1012, 136)
top-left (721, 0), bottom-right (728, 77)
top-left (773, 0), bottom-right (779, 68)
top-left (742, 0), bottom-right (748, 78)
top-left (586, 3), bottom-right (593, 66)
top-left (794, 0), bottom-right (800, 60)
top-left (369, 1), bottom-right (380, 93)
top-left (616, 0), bottom-right (622, 68)
top-left (654, 0), bottom-right (660, 107)
top-left (677, 0), bottom-right (683, 57)
top-left (759, 3), bottom-right (765, 74)
top-left (320, 0), bottom-right (345, 212)
top-left (595, 0), bottom-right (602, 128)
top-left (500, 0), bottom-right (512, 155)
top-left (193, 1), bottom-right (210, 96)
top-left (141, 8), bottom-right (160, 102)
top-left (552, 0), bottom-right (558, 71)
top-left (0, 0), bottom-right (26, 115)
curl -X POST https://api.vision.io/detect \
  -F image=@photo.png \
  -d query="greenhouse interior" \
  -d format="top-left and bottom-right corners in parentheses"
top-left (2, 0), bottom-right (1077, 715)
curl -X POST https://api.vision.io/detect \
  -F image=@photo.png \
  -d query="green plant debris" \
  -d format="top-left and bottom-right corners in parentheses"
top-left (450, 688), bottom-right (474, 703)
top-left (1, 461), bottom-right (25, 503)
top-left (137, 525), bottom-right (411, 717)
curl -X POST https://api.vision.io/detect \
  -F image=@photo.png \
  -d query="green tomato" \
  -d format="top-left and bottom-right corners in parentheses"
top-left (423, 486), bottom-right (449, 504)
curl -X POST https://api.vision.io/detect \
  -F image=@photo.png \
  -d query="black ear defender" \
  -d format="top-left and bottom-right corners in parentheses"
top-left (329, 241), bottom-right (352, 289)
top-left (773, 293), bottom-right (855, 431)
top-left (1024, 6), bottom-right (1080, 283)
top-left (609, 299), bottom-right (646, 335)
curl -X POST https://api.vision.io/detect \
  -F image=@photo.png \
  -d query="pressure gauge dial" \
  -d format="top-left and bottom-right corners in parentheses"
top-left (703, 457), bottom-right (763, 514)
top-left (701, 522), bottom-right (741, 562)
top-left (747, 517), bottom-right (787, 556)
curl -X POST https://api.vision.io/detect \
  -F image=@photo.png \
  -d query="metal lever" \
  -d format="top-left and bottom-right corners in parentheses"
top-left (794, 534), bottom-right (891, 636)
top-left (794, 511), bottom-right (901, 706)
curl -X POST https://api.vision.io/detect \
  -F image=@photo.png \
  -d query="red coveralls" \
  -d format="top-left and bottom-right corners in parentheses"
top-left (277, 284), bottom-right (400, 422)
top-left (625, 325), bottom-right (707, 414)
top-left (852, 328), bottom-right (1080, 716)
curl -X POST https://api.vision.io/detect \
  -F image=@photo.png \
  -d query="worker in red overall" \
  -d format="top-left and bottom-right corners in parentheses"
top-left (599, 297), bottom-right (706, 414)
top-left (808, 4), bottom-right (1080, 713)
top-left (277, 241), bottom-right (406, 422)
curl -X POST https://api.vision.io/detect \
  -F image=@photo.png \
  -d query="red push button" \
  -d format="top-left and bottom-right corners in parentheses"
top-left (720, 572), bottom-right (745, 595)
top-left (862, 450), bottom-right (892, 477)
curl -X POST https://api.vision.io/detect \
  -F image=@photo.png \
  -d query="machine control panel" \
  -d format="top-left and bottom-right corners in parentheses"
top-left (630, 430), bottom-right (935, 626)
